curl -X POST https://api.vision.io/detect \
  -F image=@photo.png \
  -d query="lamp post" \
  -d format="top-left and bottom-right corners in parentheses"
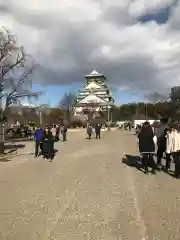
top-left (145, 103), bottom-right (147, 116)
top-left (107, 105), bottom-right (112, 123)
top-left (35, 104), bottom-right (48, 126)
top-left (39, 111), bottom-right (42, 125)
top-left (0, 83), bottom-right (6, 153)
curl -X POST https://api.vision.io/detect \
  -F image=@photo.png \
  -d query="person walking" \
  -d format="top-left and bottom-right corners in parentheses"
top-left (164, 129), bottom-right (172, 170)
top-left (107, 122), bottom-right (111, 132)
top-left (61, 124), bottom-right (67, 141)
top-left (95, 124), bottom-right (101, 139)
top-left (34, 126), bottom-right (44, 157)
top-left (87, 125), bottom-right (93, 139)
top-left (138, 121), bottom-right (156, 174)
top-left (156, 118), bottom-right (169, 169)
top-left (166, 122), bottom-right (180, 178)
top-left (42, 127), bottom-right (54, 161)
top-left (56, 124), bottom-right (60, 141)
top-left (51, 124), bottom-right (57, 141)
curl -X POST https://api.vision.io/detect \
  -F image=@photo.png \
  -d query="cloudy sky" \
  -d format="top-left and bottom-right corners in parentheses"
top-left (0, 0), bottom-right (180, 105)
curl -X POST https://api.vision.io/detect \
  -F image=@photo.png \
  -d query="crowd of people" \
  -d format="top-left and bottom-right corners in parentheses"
top-left (137, 118), bottom-right (180, 178)
top-left (33, 118), bottom-right (180, 176)
top-left (34, 124), bottom-right (67, 161)
top-left (34, 123), bottom-right (104, 160)
top-left (7, 120), bottom-right (35, 138)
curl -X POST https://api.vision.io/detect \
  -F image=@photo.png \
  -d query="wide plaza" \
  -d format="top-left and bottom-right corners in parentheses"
top-left (0, 130), bottom-right (179, 239)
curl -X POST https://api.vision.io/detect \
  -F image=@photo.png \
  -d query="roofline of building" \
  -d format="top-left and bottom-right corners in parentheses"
top-left (77, 95), bottom-right (111, 98)
top-left (77, 92), bottom-right (114, 101)
top-left (76, 94), bottom-right (114, 101)
top-left (75, 102), bottom-right (114, 107)
top-left (79, 88), bottom-right (109, 92)
top-left (85, 74), bottom-right (104, 77)
top-left (85, 68), bottom-right (105, 77)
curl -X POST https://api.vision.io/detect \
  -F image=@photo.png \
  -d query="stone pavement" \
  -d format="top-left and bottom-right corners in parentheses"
top-left (0, 130), bottom-right (179, 239)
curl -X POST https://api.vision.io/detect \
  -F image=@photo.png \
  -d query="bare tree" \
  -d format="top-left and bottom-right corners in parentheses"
top-left (0, 27), bottom-right (40, 153)
top-left (59, 92), bottom-right (76, 123)
top-left (145, 92), bottom-right (169, 104)
top-left (59, 92), bottom-right (76, 109)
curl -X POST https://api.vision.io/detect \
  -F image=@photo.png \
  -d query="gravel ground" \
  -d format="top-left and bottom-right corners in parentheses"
top-left (0, 130), bottom-right (179, 239)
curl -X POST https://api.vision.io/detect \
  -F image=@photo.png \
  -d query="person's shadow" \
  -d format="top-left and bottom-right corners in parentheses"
top-left (54, 149), bottom-right (59, 154)
top-left (122, 154), bottom-right (144, 173)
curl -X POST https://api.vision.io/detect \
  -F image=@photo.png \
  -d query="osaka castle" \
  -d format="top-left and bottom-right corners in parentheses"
top-left (74, 68), bottom-right (114, 117)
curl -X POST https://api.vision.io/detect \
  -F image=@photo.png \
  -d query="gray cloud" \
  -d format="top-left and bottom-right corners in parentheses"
top-left (99, 4), bottom-right (135, 26)
top-left (0, 0), bottom-right (11, 13)
top-left (0, 0), bottom-right (180, 98)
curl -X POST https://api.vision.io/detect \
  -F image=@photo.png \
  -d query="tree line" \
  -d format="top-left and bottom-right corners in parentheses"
top-left (112, 88), bottom-right (180, 121)
top-left (46, 101), bottom-right (180, 123)
top-left (112, 101), bottom-right (179, 121)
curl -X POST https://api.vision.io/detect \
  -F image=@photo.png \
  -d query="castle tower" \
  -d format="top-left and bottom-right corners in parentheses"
top-left (74, 69), bottom-right (114, 119)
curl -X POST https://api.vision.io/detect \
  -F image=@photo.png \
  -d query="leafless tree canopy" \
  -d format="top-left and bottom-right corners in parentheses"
top-left (59, 92), bottom-right (76, 109)
top-left (0, 27), bottom-right (39, 119)
top-left (145, 92), bottom-right (169, 103)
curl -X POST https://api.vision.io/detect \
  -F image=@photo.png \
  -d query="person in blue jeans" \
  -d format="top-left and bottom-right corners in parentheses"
top-left (34, 127), bottom-right (44, 157)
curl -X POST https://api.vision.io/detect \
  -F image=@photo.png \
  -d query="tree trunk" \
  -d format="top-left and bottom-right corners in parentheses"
top-left (66, 108), bottom-right (72, 125)
top-left (0, 124), bottom-right (4, 154)
top-left (0, 142), bottom-right (4, 154)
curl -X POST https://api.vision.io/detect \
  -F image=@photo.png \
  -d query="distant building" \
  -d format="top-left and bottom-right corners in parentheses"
top-left (74, 68), bottom-right (114, 119)
top-left (171, 86), bottom-right (180, 101)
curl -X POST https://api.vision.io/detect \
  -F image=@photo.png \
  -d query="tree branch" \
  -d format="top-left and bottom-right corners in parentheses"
top-left (0, 27), bottom-right (40, 120)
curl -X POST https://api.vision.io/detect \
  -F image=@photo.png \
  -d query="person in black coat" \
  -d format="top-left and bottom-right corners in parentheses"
top-left (42, 128), bottom-right (54, 161)
top-left (156, 118), bottom-right (169, 169)
top-left (55, 124), bottom-right (60, 141)
top-left (95, 124), bottom-right (101, 139)
top-left (61, 124), bottom-right (67, 141)
top-left (138, 121), bottom-right (156, 174)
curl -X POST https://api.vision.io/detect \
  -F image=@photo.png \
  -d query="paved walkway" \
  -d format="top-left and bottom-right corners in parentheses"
top-left (0, 131), bottom-right (179, 239)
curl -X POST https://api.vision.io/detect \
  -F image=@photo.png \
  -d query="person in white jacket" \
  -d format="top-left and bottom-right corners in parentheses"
top-left (166, 122), bottom-right (180, 178)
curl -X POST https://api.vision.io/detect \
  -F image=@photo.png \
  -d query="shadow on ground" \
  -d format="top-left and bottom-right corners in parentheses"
top-left (0, 158), bottom-right (11, 162)
top-left (38, 149), bottom-right (59, 157)
top-left (5, 144), bottom-right (25, 155)
top-left (122, 154), bottom-right (144, 173)
top-left (54, 149), bottom-right (59, 154)
top-left (123, 154), bottom-right (176, 177)
top-left (5, 138), bottom-right (33, 142)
